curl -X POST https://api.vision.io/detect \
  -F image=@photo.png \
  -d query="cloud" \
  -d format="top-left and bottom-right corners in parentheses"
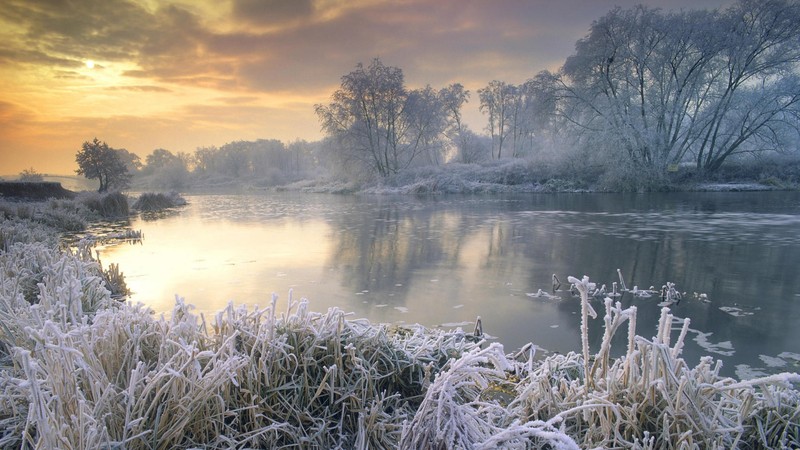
top-left (105, 85), bottom-right (173, 93)
top-left (231, 0), bottom-right (314, 26)
top-left (0, 0), bottom-right (154, 63)
top-left (0, 0), bottom-right (737, 96)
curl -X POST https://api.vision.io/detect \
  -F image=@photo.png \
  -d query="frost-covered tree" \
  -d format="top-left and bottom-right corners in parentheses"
top-left (142, 148), bottom-right (190, 190)
top-left (75, 138), bottom-right (130, 192)
top-left (315, 58), bottom-right (450, 178)
top-left (114, 148), bottom-right (142, 174)
top-left (556, 0), bottom-right (800, 174)
top-left (478, 80), bottom-right (513, 159)
top-left (439, 83), bottom-right (476, 163)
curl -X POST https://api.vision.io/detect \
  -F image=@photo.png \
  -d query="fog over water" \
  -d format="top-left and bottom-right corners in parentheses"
top-left (99, 191), bottom-right (800, 378)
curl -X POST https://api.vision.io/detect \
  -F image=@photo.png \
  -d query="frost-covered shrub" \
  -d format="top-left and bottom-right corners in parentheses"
top-left (132, 192), bottom-right (187, 212)
top-left (79, 191), bottom-right (130, 218)
top-left (596, 162), bottom-right (674, 192)
top-left (0, 219), bottom-right (57, 250)
top-left (36, 198), bottom-right (90, 231)
top-left (541, 178), bottom-right (584, 192)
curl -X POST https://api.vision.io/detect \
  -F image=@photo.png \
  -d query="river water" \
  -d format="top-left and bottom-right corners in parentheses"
top-left (98, 191), bottom-right (800, 378)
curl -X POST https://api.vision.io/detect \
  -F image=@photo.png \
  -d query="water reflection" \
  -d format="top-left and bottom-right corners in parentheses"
top-left (98, 191), bottom-right (800, 377)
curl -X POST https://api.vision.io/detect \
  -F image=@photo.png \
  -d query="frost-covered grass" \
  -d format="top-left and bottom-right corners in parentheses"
top-left (1, 218), bottom-right (799, 448)
top-left (1, 191), bottom-right (134, 233)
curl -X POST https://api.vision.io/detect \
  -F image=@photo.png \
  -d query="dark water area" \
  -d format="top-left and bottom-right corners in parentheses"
top-left (99, 191), bottom-right (800, 378)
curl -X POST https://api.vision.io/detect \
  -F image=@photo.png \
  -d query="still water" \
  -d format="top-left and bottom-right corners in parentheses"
top-left (98, 191), bottom-right (800, 378)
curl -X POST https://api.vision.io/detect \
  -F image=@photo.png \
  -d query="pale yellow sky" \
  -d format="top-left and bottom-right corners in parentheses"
top-left (0, 0), bottom-right (733, 175)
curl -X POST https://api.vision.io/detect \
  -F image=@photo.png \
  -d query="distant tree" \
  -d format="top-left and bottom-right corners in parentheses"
top-left (315, 58), bottom-right (449, 178)
top-left (406, 85), bottom-right (449, 166)
top-left (143, 148), bottom-right (190, 189)
top-left (193, 146), bottom-right (218, 174)
top-left (439, 83), bottom-right (473, 163)
top-left (75, 138), bottom-right (131, 192)
top-left (478, 80), bottom-right (515, 159)
top-left (18, 167), bottom-right (44, 182)
top-left (144, 148), bottom-right (179, 174)
top-left (115, 149), bottom-right (143, 173)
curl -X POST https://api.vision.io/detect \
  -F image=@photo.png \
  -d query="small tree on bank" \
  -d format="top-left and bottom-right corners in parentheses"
top-left (75, 138), bottom-right (131, 192)
top-left (18, 168), bottom-right (44, 182)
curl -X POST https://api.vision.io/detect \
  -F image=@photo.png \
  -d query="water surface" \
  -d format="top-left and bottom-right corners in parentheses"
top-left (99, 191), bottom-right (800, 378)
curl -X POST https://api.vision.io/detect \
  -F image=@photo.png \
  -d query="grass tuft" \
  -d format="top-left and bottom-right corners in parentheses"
top-left (79, 191), bottom-right (130, 219)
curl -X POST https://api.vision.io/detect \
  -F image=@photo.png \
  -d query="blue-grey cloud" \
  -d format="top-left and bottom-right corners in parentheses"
top-left (231, 0), bottom-right (314, 25)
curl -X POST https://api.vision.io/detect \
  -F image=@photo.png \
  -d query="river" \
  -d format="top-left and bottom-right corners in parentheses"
top-left (98, 190), bottom-right (800, 378)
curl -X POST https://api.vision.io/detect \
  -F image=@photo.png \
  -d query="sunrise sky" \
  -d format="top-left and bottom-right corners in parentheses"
top-left (0, 0), bottom-right (734, 175)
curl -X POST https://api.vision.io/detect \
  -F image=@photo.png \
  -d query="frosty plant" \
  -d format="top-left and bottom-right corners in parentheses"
top-left (567, 275), bottom-right (597, 381)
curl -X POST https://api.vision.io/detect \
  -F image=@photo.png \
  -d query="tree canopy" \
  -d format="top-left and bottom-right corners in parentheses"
top-left (315, 58), bottom-right (463, 178)
top-left (75, 138), bottom-right (131, 192)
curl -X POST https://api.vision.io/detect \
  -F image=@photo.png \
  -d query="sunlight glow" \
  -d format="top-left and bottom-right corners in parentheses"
top-left (85, 59), bottom-right (95, 69)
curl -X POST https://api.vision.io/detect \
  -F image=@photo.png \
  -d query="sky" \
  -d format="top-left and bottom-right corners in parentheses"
top-left (0, 0), bottom-right (734, 175)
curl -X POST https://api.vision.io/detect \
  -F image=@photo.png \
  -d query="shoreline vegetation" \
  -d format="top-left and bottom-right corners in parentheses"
top-left (0, 189), bottom-right (798, 448)
top-left (4, 150), bottom-right (800, 198)
top-left (145, 156), bottom-right (800, 195)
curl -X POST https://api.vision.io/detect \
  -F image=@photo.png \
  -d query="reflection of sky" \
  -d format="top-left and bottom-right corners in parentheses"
top-left (101, 214), bottom-right (333, 315)
top-left (98, 191), bottom-right (800, 378)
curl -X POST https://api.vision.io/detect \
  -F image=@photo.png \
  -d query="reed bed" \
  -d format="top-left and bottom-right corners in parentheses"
top-left (1, 219), bottom-right (798, 449)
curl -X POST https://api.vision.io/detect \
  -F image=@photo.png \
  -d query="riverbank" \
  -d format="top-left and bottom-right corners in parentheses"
top-left (1, 200), bottom-right (799, 448)
top-left (268, 159), bottom-right (800, 195)
top-left (0, 181), bottom-right (76, 201)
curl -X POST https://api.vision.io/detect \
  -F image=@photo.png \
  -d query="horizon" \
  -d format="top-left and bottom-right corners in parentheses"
top-left (1, 0), bottom-right (733, 175)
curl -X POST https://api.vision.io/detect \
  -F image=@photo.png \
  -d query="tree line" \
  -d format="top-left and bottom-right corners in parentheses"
top-left (315, 0), bottom-right (800, 183)
top-left (75, 138), bottom-right (323, 191)
top-left (74, 0), bottom-right (800, 192)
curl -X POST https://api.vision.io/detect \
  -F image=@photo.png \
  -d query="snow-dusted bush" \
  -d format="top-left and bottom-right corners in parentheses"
top-left (38, 198), bottom-right (91, 231)
top-left (132, 192), bottom-right (187, 212)
top-left (0, 219), bottom-right (57, 250)
top-left (79, 191), bottom-right (130, 218)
